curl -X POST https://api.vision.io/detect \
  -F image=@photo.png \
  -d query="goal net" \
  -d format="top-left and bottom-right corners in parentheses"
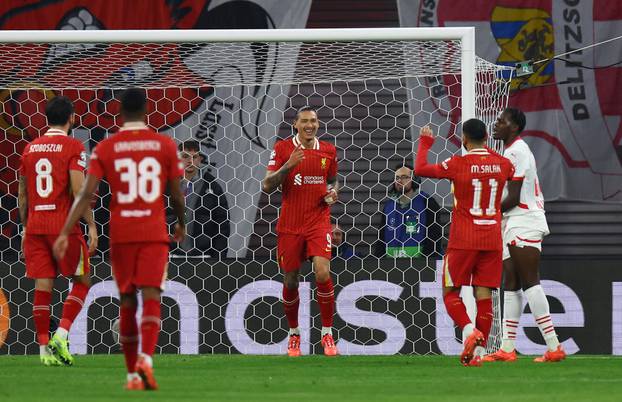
top-left (0, 28), bottom-right (512, 355)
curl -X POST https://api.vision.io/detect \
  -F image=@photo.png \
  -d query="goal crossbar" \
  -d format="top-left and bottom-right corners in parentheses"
top-left (0, 27), bottom-right (476, 120)
top-left (0, 27), bottom-right (474, 44)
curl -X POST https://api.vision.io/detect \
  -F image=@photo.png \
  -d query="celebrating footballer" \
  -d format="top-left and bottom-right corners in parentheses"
top-left (262, 106), bottom-right (339, 357)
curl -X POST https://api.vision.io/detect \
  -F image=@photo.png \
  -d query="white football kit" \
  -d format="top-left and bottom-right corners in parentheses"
top-left (502, 137), bottom-right (550, 260)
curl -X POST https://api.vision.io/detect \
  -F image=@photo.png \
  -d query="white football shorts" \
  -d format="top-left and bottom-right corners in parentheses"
top-left (502, 214), bottom-right (549, 260)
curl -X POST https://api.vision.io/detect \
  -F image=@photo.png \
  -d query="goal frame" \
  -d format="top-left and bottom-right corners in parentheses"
top-left (0, 26), bottom-right (508, 356)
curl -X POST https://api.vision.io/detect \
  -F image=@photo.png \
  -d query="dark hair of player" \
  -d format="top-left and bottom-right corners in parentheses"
top-left (120, 87), bottom-right (147, 121)
top-left (294, 105), bottom-right (318, 120)
top-left (462, 118), bottom-right (487, 142)
top-left (503, 107), bottom-right (526, 133)
top-left (45, 96), bottom-right (74, 126)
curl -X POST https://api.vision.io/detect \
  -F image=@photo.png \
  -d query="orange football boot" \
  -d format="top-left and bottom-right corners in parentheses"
top-left (534, 345), bottom-right (566, 363)
top-left (468, 355), bottom-right (483, 367)
top-left (125, 377), bottom-right (144, 391)
top-left (321, 334), bottom-right (338, 356)
top-left (483, 349), bottom-right (517, 362)
top-left (136, 355), bottom-right (158, 390)
top-left (460, 329), bottom-right (485, 366)
top-left (287, 334), bottom-right (301, 357)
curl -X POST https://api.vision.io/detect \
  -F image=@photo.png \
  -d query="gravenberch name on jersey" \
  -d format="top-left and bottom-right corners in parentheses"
top-left (29, 143), bottom-right (63, 152)
top-left (113, 140), bottom-right (161, 153)
top-left (471, 164), bottom-right (502, 174)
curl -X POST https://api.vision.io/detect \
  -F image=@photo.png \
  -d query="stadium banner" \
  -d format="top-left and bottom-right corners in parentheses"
top-left (0, 258), bottom-right (620, 355)
top-left (0, 0), bottom-right (313, 258)
top-left (398, 0), bottom-right (622, 202)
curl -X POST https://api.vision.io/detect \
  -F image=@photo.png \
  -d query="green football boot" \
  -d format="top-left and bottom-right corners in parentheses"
top-left (40, 346), bottom-right (62, 367)
top-left (48, 333), bottom-right (74, 366)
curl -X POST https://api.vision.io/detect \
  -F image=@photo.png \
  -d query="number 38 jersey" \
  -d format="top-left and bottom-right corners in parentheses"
top-left (88, 125), bottom-right (183, 244)
top-left (19, 129), bottom-right (87, 235)
top-left (415, 136), bottom-right (515, 250)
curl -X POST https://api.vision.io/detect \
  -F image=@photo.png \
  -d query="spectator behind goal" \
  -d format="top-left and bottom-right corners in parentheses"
top-left (167, 140), bottom-right (230, 258)
top-left (375, 163), bottom-right (443, 259)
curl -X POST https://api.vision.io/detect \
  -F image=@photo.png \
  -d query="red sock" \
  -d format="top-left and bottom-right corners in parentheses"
top-left (120, 304), bottom-right (139, 373)
top-left (443, 290), bottom-right (472, 330)
top-left (33, 290), bottom-right (52, 345)
top-left (141, 299), bottom-right (161, 357)
top-left (282, 286), bottom-right (300, 329)
top-left (59, 282), bottom-right (89, 331)
top-left (316, 279), bottom-right (335, 328)
top-left (476, 298), bottom-right (493, 346)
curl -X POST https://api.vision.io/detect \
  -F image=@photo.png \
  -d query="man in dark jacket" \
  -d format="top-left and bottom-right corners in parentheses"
top-left (169, 140), bottom-right (230, 258)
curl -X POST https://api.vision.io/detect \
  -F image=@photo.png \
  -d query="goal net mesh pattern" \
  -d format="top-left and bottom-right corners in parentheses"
top-left (0, 36), bottom-right (512, 355)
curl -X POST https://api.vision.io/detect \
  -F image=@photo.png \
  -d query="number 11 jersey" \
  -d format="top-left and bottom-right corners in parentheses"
top-left (415, 136), bottom-right (515, 250)
top-left (88, 125), bottom-right (183, 244)
top-left (443, 148), bottom-right (515, 250)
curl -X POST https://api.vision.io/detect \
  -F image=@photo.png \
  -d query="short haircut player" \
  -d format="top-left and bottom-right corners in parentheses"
top-left (54, 87), bottom-right (186, 390)
top-left (414, 120), bottom-right (515, 366)
top-left (45, 96), bottom-right (74, 125)
top-left (263, 105), bottom-right (340, 357)
top-left (484, 107), bottom-right (566, 363)
top-left (19, 95), bottom-right (98, 366)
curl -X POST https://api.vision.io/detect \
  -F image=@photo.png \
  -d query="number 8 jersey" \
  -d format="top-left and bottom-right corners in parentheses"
top-left (19, 129), bottom-right (87, 235)
top-left (88, 125), bottom-right (183, 244)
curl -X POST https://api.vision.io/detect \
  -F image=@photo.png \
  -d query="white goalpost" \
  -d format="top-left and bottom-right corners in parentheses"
top-left (0, 28), bottom-right (512, 355)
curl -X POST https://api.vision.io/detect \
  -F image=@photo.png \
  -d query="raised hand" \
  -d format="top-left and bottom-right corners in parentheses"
top-left (419, 125), bottom-right (435, 139)
top-left (419, 125), bottom-right (434, 139)
top-left (285, 144), bottom-right (304, 170)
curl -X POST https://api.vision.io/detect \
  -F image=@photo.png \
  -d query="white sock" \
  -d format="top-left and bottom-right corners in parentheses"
top-left (462, 323), bottom-right (475, 343)
top-left (127, 372), bottom-right (139, 381)
top-left (321, 327), bottom-right (332, 337)
top-left (289, 327), bottom-right (300, 336)
top-left (139, 353), bottom-right (153, 367)
top-left (501, 290), bottom-right (522, 352)
top-left (474, 346), bottom-right (486, 358)
top-left (40, 345), bottom-right (50, 356)
top-left (55, 327), bottom-right (69, 341)
top-left (524, 285), bottom-right (560, 352)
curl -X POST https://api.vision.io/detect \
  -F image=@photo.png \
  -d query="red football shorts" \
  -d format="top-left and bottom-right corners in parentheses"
top-left (24, 234), bottom-right (89, 279)
top-left (442, 248), bottom-right (502, 288)
top-left (277, 227), bottom-right (332, 272)
top-left (110, 242), bottom-right (169, 294)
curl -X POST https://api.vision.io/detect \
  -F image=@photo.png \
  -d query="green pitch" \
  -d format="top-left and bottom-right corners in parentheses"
top-left (1, 355), bottom-right (621, 402)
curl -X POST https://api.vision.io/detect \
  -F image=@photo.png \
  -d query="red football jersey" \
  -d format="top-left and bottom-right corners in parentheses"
top-left (415, 136), bottom-right (515, 250)
top-left (88, 125), bottom-right (183, 244)
top-left (267, 136), bottom-right (337, 234)
top-left (19, 129), bottom-right (86, 235)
